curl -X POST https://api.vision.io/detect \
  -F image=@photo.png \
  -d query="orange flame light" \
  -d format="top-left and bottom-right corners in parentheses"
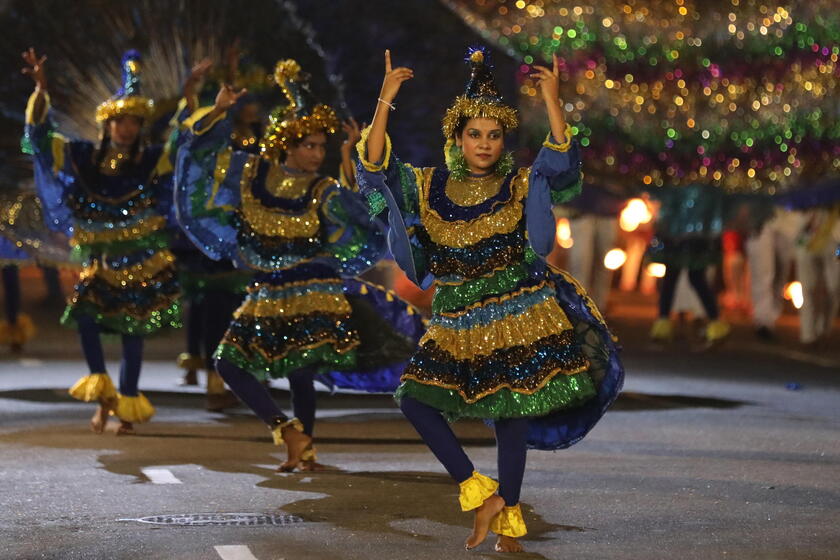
top-left (603, 248), bottom-right (627, 270)
top-left (783, 281), bottom-right (804, 310)
top-left (619, 198), bottom-right (653, 232)
top-left (556, 217), bottom-right (573, 248)
top-left (646, 263), bottom-right (667, 278)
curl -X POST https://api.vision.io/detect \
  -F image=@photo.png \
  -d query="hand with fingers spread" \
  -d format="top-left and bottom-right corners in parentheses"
top-left (342, 117), bottom-right (363, 150)
top-left (21, 47), bottom-right (48, 91)
top-left (184, 58), bottom-right (213, 110)
top-left (214, 84), bottom-right (248, 112)
top-left (379, 49), bottom-right (414, 106)
top-left (530, 53), bottom-right (568, 141)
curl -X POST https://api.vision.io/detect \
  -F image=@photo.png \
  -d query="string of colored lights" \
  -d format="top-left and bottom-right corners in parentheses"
top-left (444, 0), bottom-right (839, 193)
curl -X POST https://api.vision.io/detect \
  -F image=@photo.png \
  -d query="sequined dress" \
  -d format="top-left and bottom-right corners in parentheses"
top-left (175, 111), bottom-right (424, 387)
top-left (23, 93), bottom-right (181, 335)
top-left (357, 128), bottom-right (624, 449)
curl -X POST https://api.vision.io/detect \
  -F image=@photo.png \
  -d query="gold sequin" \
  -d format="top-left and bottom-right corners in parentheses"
top-left (238, 162), bottom-right (332, 238)
top-left (88, 250), bottom-right (176, 287)
top-left (421, 296), bottom-right (574, 360)
top-left (419, 167), bottom-right (530, 248)
top-left (234, 292), bottom-right (352, 318)
top-left (444, 173), bottom-right (506, 207)
top-left (70, 215), bottom-right (166, 247)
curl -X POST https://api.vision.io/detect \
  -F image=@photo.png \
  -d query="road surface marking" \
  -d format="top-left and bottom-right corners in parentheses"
top-left (214, 545), bottom-right (261, 560)
top-left (141, 468), bottom-right (182, 484)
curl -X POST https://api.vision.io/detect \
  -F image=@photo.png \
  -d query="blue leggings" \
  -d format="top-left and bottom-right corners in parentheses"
top-left (77, 315), bottom-right (144, 396)
top-left (658, 266), bottom-right (719, 320)
top-left (216, 358), bottom-right (318, 435)
top-left (2, 265), bottom-right (20, 325)
top-left (400, 396), bottom-right (528, 506)
top-left (185, 291), bottom-right (241, 370)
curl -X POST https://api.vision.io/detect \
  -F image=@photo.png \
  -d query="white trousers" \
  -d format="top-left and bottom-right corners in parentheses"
top-left (745, 218), bottom-right (794, 329)
top-left (568, 215), bottom-right (617, 310)
top-left (796, 243), bottom-right (840, 343)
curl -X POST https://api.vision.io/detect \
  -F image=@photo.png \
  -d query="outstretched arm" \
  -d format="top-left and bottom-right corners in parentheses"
top-left (364, 50), bottom-right (413, 167)
top-left (531, 54), bottom-right (567, 143)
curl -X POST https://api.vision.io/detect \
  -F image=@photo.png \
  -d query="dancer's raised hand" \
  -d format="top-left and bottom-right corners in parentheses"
top-left (342, 117), bottom-right (362, 148)
top-left (214, 83), bottom-right (248, 112)
top-left (379, 49), bottom-right (413, 105)
top-left (21, 47), bottom-right (47, 90)
top-left (530, 53), bottom-right (561, 106)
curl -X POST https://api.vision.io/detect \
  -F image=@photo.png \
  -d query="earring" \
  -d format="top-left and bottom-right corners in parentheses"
top-left (445, 141), bottom-right (469, 181)
top-left (494, 151), bottom-right (514, 177)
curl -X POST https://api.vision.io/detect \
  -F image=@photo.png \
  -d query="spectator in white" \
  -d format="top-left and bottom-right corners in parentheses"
top-left (795, 205), bottom-right (840, 346)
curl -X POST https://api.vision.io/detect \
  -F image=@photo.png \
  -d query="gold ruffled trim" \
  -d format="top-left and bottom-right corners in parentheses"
top-left (442, 96), bottom-right (519, 139)
top-left (234, 291), bottom-right (352, 319)
top-left (239, 164), bottom-right (334, 238)
top-left (176, 352), bottom-right (205, 371)
top-left (25, 90), bottom-right (49, 125)
top-left (95, 96), bottom-right (154, 123)
top-left (301, 445), bottom-right (317, 462)
top-left (26, 91), bottom-right (68, 173)
top-left (422, 297), bottom-right (573, 360)
top-left (542, 124), bottom-right (573, 152)
top-left (490, 504), bottom-right (527, 537)
top-left (188, 107), bottom-right (226, 135)
top-left (114, 393), bottom-right (155, 423)
top-left (459, 471), bottom-right (499, 511)
top-left (70, 215), bottom-right (167, 247)
top-left (86, 250), bottom-right (175, 287)
top-left (68, 373), bottom-right (117, 402)
top-left (551, 266), bottom-right (609, 329)
top-left (355, 126), bottom-right (392, 172)
top-left (0, 314), bottom-right (36, 345)
top-left (444, 173), bottom-right (507, 207)
top-left (419, 167), bottom-right (530, 248)
top-left (271, 417), bottom-right (303, 446)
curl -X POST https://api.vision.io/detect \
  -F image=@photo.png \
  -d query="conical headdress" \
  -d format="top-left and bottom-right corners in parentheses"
top-left (441, 47), bottom-right (518, 139)
top-left (259, 59), bottom-right (339, 159)
top-left (95, 50), bottom-right (155, 123)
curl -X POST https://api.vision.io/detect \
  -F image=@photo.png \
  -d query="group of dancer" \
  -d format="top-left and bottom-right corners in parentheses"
top-left (17, 45), bottom-right (623, 552)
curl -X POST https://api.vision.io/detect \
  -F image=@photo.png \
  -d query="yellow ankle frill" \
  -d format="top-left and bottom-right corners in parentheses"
top-left (458, 471), bottom-right (499, 512)
top-left (490, 504), bottom-right (528, 537)
top-left (270, 417), bottom-right (304, 446)
top-left (68, 373), bottom-right (117, 402)
top-left (650, 317), bottom-right (673, 342)
top-left (114, 393), bottom-right (155, 423)
top-left (0, 314), bottom-right (36, 346)
top-left (705, 320), bottom-right (731, 343)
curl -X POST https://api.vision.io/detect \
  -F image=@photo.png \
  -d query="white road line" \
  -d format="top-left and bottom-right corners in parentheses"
top-left (214, 545), bottom-right (261, 560)
top-left (140, 467), bottom-right (182, 484)
top-left (18, 358), bottom-right (43, 367)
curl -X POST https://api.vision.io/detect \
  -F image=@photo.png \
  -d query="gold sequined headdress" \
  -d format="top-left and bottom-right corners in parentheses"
top-left (441, 48), bottom-right (518, 139)
top-left (95, 50), bottom-right (154, 123)
top-left (259, 59), bottom-right (339, 159)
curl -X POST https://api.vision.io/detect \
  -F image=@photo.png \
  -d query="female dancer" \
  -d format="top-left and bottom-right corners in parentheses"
top-left (22, 48), bottom-right (185, 434)
top-left (176, 59), bottom-right (423, 471)
top-left (358, 49), bottom-right (623, 552)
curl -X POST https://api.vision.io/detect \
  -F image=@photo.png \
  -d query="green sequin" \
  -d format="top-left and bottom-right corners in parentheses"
top-left (71, 231), bottom-right (171, 263)
top-left (395, 371), bottom-right (596, 421)
top-left (397, 160), bottom-right (419, 214)
top-left (366, 190), bottom-right (387, 216)
top-left (62, 300), bottom-right (182, 336)
top-left (550, 174), bottom-right (583, 205)
top-left (432, 263), bottom-right (528, 314)
top-left (214, 342), bottom-right (357, 381)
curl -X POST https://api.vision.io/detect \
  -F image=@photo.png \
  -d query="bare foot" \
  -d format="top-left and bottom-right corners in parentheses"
top-left (275, 428), bottom-right (312, 473)
top-left (90, 398), bottom-right (114, 434)
top-left (465, 494), bottom-right (505, 550)
top-left (115, 421), bottom-right (135, 436)
top-left (495, 535), bottom-right (524, 553)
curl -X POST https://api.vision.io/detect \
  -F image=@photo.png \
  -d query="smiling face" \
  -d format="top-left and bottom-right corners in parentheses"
top-left (455, 117), bottom-right (504, 174)
top-left (107, 115), bottom-right (142, 148)
top-left (283, 132), bottom-right (327, 173)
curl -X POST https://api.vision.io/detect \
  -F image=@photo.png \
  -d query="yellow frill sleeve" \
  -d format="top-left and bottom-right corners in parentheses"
top-left (490, 504), bottom-right (528, 537)
top-left (458, 470), bottom-right (499, 511)
top-left (355, 125), bottom-right (392, 172)
top-left (68, 373), bottom-right (117, 402)
top-left (542, 124), bottom-right (574, 152)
